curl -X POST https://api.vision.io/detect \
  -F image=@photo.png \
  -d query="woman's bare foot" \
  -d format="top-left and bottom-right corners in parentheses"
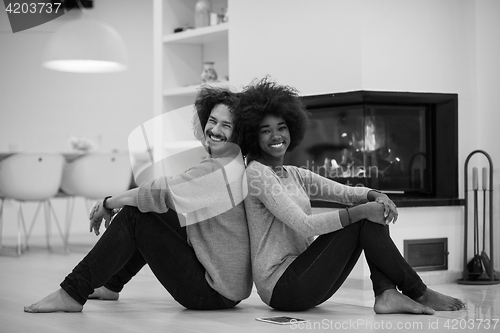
top-left (88, 286), bottom-right (119, 300)
top-left (24, 288), bottom-right (83, 313)
top-left (415, 288), bottom-right (465, 311)
top-left (374, 289), bottom-right (435, 315)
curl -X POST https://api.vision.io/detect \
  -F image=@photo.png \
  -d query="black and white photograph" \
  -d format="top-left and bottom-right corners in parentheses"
top-left (1, 1), bottom-right (499, 332)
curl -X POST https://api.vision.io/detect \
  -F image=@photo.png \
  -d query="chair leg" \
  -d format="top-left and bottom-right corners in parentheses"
top-left (18, 202), bottom-right (29, 252)
top-left (17, 204), bottom-right (24, 256)
top-left (44, 201), bottom-right (52, 250)
top-left (64, 197), bottom-right (75, 252)
top-left (0, 199), bottom-right (4, 250)
top-left (0, 200), bottom-right (28, 255)
top-left (47, 200), bottom-right (67, 252)
top-left (25, 202), bottom-right (42, 249)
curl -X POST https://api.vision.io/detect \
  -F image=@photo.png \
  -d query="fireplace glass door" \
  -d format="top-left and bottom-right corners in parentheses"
top-left (285, 104), bottom-right (429, 195)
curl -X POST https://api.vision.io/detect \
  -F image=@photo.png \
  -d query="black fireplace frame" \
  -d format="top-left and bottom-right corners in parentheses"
top-left (292, 90), bottom-right (461, 208)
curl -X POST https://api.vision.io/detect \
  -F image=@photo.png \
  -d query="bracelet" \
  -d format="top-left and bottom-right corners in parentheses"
top-left (345, 207), bottom-right (352, 225)
top-left (103, 196), bottom-right (112, 212)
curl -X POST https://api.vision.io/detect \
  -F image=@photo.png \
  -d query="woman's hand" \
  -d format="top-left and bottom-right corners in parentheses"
top-left (89, 200), bottom-right (113, 236)
top-left (374, 194), bottom-right (398, 224)
top-left (362, 202), bottom-right (389, 225)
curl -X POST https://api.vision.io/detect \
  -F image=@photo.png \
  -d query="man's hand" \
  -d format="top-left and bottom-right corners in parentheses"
top-left (89, 200), bottom-right (112, 236)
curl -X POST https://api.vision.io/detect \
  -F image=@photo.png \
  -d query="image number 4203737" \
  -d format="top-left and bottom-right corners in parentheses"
top-left (3, 1), bottom-right (84, 33)
top-left (5, 2), bottom-right (62, 14)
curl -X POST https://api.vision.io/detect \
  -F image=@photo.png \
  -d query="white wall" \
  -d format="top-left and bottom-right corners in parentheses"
top-left (229, 0), bottom-right (499, 277)
top-left (0, 0), bottom-right (154, 242)
top-left (229, 0), bottom-right (363, 94)
top-left (476, 0), bottom-right (500, 272)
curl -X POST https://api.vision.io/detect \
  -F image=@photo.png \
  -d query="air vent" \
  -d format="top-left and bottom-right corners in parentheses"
top-left (404, 238), bottom-right (448, 271)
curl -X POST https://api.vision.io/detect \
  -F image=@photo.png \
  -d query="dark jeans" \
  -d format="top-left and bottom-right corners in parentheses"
top-left (60, 206), bottom-right (238, 310)
top-left (269, 220), bottom-right (426, 311)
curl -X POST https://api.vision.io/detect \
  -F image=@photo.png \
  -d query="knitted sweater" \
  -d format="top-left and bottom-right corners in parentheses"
top-left (244, 161), bottom-right (371, 305)
top-left (135, 153), bottom-right (252, 302)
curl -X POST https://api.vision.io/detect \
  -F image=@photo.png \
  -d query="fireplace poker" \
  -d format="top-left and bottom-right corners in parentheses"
top-left (481, 167), bottom-right (493, 278)
top-left (467, 167), bottom-right (483, 280)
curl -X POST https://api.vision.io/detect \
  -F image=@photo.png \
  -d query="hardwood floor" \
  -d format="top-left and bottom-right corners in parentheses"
top-left (1, 237), bottom-right (499, 333)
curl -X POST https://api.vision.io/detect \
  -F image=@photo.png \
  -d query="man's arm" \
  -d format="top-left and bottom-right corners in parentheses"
top-left (89, 188), bottom-right (139, 235)
top-left (105, 188), bottom-right (138, 209)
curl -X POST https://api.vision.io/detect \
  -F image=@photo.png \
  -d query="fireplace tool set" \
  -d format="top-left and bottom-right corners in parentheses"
top-left (458, 150), bottom-right (499, 285)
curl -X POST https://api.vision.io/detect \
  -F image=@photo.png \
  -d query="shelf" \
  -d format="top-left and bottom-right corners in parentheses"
top-left (163, 81), bottom-right (233, 97)
top-left (159, 1), bottom-right (230, 113)
top-left (163, 23), bottom-right (228, 45)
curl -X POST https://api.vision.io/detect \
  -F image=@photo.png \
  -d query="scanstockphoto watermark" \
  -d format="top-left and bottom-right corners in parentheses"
top-left (290, 318), bottom-right (499, 330)
top-left (247, 165), bottom-right (371, 198)
top-left (303, 160), bottom-right (380, 180)
top-left (290, 319), bottom-right (425, 330)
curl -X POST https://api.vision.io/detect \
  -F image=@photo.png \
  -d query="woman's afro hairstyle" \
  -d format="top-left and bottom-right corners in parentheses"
top-left (235, 77), bottom-right (310, 157)
top-left (192, 85), bottom-right (241, 143)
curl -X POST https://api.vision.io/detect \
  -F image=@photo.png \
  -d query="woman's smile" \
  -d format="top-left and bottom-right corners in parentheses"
top-left (258, 115), bottom-right (290, 165)
top-left (269, 142), bottom-right (285, 148)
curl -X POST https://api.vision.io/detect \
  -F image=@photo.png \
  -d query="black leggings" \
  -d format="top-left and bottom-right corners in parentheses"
top-left (60, 206), bottom-right (237, 310)
top-left (269, 220), bottom-right (426, 311)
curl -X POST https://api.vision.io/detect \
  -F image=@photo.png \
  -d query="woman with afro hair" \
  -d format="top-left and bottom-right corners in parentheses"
top-left (238, 77), bottom-right (464, 314)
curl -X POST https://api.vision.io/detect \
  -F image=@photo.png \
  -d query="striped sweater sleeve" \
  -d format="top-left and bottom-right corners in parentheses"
top-left (246, 163), bottom-right (341, 237)
top-left (136, 158), bottom-right (224, 214)
top-left (294, 167), bottom-right (371, 205)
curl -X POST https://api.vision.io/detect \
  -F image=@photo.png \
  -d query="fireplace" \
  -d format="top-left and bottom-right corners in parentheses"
top-left (284, 91), bottom-right (460, 207)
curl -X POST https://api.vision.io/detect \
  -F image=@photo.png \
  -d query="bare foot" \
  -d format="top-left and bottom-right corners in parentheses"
top-left (88, 286), bottom-right (119, 300)
top-left (24, 288), bottom-right (83, 313)
top-left (374, 289), bottom-right (435, 315)
top-left (415, 288), bottom-right (465, 311)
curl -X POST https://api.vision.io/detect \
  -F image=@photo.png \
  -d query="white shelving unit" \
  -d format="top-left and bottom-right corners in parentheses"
top-left (156, 0), bottom-right (230, 112)
top-left (151, 0), bottom-right (230, 163)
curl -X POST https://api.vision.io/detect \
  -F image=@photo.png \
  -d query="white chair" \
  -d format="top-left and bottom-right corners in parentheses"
top-left (60, 152), bottom-right (132, 245)
top-left (0, 152), bottom-right (66, 255)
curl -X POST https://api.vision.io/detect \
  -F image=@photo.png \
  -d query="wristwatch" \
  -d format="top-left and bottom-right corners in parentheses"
top-left (103, 196), bottom-right (113, 212)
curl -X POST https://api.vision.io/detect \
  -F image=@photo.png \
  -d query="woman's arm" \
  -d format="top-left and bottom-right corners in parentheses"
top-left (297, 168), bottom-right (398, 226)
top-left (338, 202), bottom-right (388, 226)
top-left (297, 167), bottom-right (371, 205)
top-left (337, 191), bottom-right (398, 227)
top-left (247, 163), bottom-right (387, 237)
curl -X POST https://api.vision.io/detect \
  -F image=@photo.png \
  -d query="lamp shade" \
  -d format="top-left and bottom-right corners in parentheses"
top-left (42, 19), bottom-right (128, 73)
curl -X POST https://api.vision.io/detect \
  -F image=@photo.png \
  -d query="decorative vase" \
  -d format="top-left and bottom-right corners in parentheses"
top-left (201, 62), bottom-right (218, 83)
top-left (194, 0), bottom-right (211, 29)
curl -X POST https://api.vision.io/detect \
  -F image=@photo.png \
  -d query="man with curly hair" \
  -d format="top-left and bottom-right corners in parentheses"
top-left (25, 86), bottom-right (252, 313)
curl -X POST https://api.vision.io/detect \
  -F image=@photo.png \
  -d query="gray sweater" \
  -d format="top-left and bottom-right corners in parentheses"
top-left (136, 154), bottom-right (252, 302)
top-left (244, 161), bottom-right (371, 305)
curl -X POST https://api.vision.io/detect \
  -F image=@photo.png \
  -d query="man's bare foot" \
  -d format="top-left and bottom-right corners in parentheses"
top-left (24, 288), bottom-right (83, 313)
top-left (88, 286), bottom-right (119, 300)
top-left (415, 288), bottom-right (465, 311)
top-left (374, 289), bottom-right (435, 315)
